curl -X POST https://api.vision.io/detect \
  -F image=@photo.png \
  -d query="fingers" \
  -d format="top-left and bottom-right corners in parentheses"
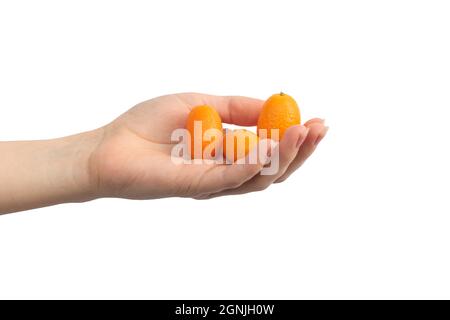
top-left (188, 139), bottom-right (270, 196)
top-left (304, 118), bottom-right (325, 127)
top-left (182, 93), bottom-right (264, 126)
top-left (217, 96), bottom-right (264, 126)
top-left (197, 125), bottom-right (309, 199)
top-left (275, 120), bottom-right (328, 183)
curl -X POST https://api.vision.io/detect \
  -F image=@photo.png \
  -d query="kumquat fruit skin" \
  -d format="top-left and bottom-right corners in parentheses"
top-left (257, 92), bottom-right (301, 140)
top-left (223, 129), bottom-right (258, 162)
top-left (185, 105), bottom-right (223, 159)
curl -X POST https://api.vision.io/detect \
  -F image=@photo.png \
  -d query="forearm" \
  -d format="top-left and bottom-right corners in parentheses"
top-left (0, 129), bottom-right (102, 214)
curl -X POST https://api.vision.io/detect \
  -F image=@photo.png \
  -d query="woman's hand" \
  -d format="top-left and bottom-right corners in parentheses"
top-left (89, 93), bottom-right (328, 199)
top-left (0, 93), bottom-right (328, 214)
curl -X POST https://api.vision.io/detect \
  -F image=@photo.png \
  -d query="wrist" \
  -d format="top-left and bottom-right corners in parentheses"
top-left (0, 128), bottom-right (105, 214)
top-left (61, 128), bottom-right (105, 202)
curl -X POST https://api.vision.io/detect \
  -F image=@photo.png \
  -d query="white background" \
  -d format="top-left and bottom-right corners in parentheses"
top-left (0, 0), bottom-right (449, 299)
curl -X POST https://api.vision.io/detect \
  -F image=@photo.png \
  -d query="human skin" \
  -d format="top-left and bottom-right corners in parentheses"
top-left (0, 93), bottom-right (328, 214)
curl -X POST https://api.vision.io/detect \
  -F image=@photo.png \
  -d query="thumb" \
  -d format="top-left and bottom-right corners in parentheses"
top-left (193, 139), bottom-right (272, 197)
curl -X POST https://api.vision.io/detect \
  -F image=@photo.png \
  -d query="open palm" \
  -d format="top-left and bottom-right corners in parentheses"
top-left (89, 93), bottom-right (328, 199)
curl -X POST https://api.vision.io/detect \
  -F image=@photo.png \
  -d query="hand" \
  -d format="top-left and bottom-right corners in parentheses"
top-left (89, 93), bottom-right (328, 199)
top-left (0, 92), bottom-right (327, 214)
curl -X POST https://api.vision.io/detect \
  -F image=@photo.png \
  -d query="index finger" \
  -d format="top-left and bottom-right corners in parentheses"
top-left (215, 96), bottom-right (264, 126)
top-left (182, 93), bottom-right (264, 126)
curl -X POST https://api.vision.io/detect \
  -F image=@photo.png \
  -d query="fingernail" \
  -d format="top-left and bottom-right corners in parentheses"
top-left (266, 140), bottom-right (275, 159)
top-left (296, 127), bottom-right (310, 148)
top-left (314, 126), bottom-right (329, 147)
top-left (257, 139), bottom-right (270, 165)
top-left (263, 140), bottom-right (278, 165)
